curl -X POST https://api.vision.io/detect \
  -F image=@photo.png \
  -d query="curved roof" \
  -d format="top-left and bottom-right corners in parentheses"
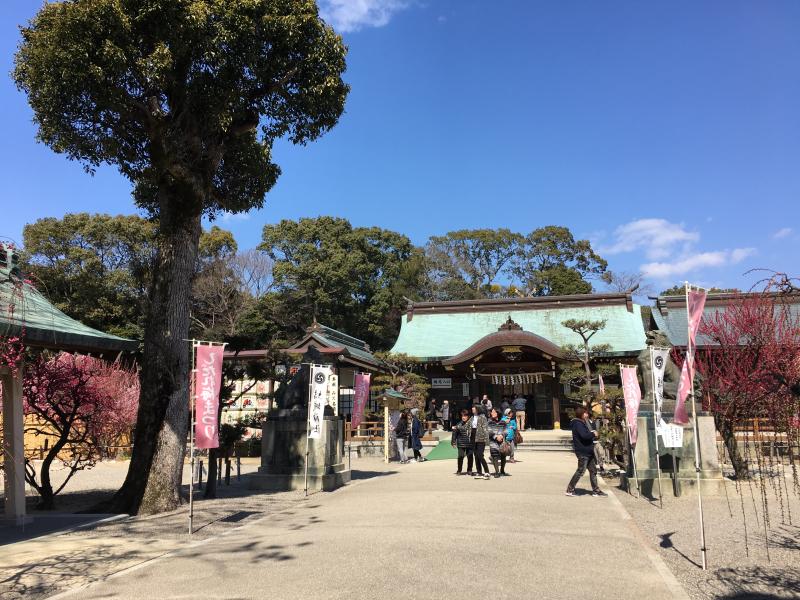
top-left (391, 294), bottom-right (647, 361)
top-left (441, 329), bottom-right (564, 365)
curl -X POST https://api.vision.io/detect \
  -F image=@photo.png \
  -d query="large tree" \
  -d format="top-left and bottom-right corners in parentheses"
top-left (260, 216), bottom-right (421, 349)
top-left (14, 0), bottom-right (348, 514)
top-left (510, 226), bottom-right (607, 296)
top-left (423, 229), bottom-right (522, 300)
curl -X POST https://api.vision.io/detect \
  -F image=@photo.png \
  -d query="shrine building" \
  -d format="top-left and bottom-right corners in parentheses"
top-left (390, 293), bottom-right (648, 429)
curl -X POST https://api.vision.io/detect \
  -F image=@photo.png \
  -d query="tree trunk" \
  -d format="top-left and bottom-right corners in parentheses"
top-left (205, 447), bottom-right (219, 499)
top-left (717, 415), bottom-right (748, 480)
top-left (36, 446), bottom-right (58, 510)
top-left (107, 205), bottom-right (202, 515)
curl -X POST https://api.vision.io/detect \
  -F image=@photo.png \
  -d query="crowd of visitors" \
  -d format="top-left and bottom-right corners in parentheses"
top-left (396, 396), bottom-right (609, 498)
top-left (393, 408), bottom-right (427, 464)
top-left (450, 405), bottom-right (519, 479)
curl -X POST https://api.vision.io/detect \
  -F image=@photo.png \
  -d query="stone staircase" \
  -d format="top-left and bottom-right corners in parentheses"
top-left (431, 429), bottom-right (573, 452)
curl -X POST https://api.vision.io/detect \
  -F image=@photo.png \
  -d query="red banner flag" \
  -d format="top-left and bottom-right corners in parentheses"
top-left (195, 344), bottom-right (224, 449)
top-left (620, 365), bottom-right (642, 444)
top-left (351, 373), bottom-right (371, 428)
top-left (674, 360), bottom-right (691, 425)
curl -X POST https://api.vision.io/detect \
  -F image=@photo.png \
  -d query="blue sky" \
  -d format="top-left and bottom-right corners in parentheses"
top-left (2, 1), bottom-right (799, 295)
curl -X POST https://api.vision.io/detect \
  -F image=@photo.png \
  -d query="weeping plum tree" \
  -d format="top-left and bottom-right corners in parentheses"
top-left (14, 0), bottom-right (348, 514)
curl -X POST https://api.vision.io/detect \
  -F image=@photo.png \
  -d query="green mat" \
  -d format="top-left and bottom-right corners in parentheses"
top-left (425, 439), bottom-right (458, 461)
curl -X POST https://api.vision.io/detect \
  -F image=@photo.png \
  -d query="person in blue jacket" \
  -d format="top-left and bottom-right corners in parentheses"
top-left (566, 406), bottom-right (607, 497)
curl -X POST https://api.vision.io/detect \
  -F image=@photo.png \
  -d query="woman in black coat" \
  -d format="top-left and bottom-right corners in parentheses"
top-left (451, 409), bottom-right (475, 475)
top-left (410, 408), bottom-right (425, 462)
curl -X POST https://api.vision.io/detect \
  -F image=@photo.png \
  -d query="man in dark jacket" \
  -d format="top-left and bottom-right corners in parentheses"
top-left (566, 407), bottom-right (607, 497)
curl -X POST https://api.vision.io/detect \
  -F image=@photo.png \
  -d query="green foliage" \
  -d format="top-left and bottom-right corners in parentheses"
top-left (424, 229), bottom-right (522, 300)
top-left (660, 285), bottom-right (739, 296)
top-left (510, 226), bottom-right (607, 296)
top-left (372, 351), bottom-right (430, 408)
top-left (22, 212), bottom-right (241, 341)
top-left (198, 226), bottom-right (238, 261)
top-left (13, 0), bottom-right (349, 219)
top-left (560, 319), bottom-right (609, 399)
top-left (22, 213), bottom-right (156, 339)
top-left (260, 217), bottom-right (422, 350)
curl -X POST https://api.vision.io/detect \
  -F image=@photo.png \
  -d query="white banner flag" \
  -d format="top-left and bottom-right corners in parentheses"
top-left (651, 348), bottom-right (669, 418)
top-left (308, 365), bottom-right (332, 439)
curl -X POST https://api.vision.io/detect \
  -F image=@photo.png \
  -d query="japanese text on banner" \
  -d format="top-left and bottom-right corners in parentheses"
top-left (308, 366), bottom-right (332, 439)
top-left (195, 345), bottom-right (224, 449)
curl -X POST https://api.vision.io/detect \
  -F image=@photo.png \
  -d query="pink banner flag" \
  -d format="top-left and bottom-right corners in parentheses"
top-left (674, 360), bottom-right (691, 425)
top-left (674, 287), bottom-right (707, 425)
top-left (686, 289), bottom-right (708, 355)
top-left (598, 374), bottom-right (605, 396)
top-left (195, 344), bottom-right (224, 449)
top-left (351, 372), bottom-right (371, 429)
top-left (620, 365), bottom-right (642, 444)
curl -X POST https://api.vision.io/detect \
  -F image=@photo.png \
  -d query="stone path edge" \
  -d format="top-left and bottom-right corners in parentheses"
top-left (601, 479), bottom-right (690, 600)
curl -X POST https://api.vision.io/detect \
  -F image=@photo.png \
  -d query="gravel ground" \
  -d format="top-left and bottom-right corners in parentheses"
top-left (612, 473), bottom-right (800, 600)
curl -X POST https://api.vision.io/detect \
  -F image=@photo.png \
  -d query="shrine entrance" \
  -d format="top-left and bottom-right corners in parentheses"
top-left (434, 317), bottom-right (570, 430)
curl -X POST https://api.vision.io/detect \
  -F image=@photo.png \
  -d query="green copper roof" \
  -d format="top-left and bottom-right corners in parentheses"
top-left (652, 293), bottom-right (800, 348)
top-left (390, 297), bottom-right (647, 360)
top-left (0, 244), bottom-right (139, 354)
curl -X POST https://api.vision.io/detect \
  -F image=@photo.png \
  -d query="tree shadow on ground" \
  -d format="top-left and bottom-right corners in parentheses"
top-left (351, 470), bottom-right (398, 481)
top-left (0, 543), bottom-right (143, 600)
top-left (700, 566), bottom-right (800, 599)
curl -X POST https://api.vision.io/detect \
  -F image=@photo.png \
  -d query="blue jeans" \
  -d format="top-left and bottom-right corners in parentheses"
top-left (567, 454), bottom-right (599, 492)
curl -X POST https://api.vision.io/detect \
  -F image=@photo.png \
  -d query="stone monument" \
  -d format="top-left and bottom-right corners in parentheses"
top-left (625, 330), bottom-right (724, 496)
top-left (249, 350), bottom-right (351, 492)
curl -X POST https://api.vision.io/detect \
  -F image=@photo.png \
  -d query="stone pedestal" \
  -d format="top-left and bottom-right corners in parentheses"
top-left (623, 411), bottom-right (724, 497)
top-left (249, 414), bottom-right (350, 492)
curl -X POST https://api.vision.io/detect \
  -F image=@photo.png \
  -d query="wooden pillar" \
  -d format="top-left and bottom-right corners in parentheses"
top-left (552, 375), bottom-right (561, 430)
top-left (383, 404), bottom-right (389, 464)
top-left (2, 363), bottom-right (27, 524)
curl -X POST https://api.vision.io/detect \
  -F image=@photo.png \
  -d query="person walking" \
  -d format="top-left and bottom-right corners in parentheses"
top-left (451, 409), bottom-right (474, 475)
top-left (500, 408), bottom-right (517, 475)
top-left (500, 396), bottom-right (511, 413)
top-left (442, 400), bottom-right (451, 431)
top-left (512, 393), bottom-right (527, 431)
top-left (488, 407), bottom-right (509, 477)
top-left (472, 405), bottom-right (490, 479)
top-left (394, 411), bottom-right (410, 464)
top-left (427, 399), bottom-right (437, 433)
top-left (566, 407), bottom-right (607, 497)
top-left (588, 411), bottom-right (605, 473)
top-left (410, 408), bottom-right (425, 462)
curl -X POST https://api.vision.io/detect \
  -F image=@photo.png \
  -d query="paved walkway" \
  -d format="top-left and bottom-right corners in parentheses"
top-left (48, 452), bottom-right (686, 600)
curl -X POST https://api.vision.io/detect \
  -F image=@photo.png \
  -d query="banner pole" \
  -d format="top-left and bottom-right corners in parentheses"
top-left (189, 339), bottom-right (197, 536)
top-left (304, 364), bottom-right (312, 498)
top-left (686, 282), bottom-right (708, 570)
top-left (650, 347), bottom-right (665, 509)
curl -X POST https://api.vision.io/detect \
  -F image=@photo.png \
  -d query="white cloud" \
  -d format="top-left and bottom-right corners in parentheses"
top-left (319, 0), bottom-right (409, 33)
top-left (772, 227), bottom-right (793, 240)
top-left (603, 218), bottom-right (699, 260)
top-left (220, 212), bottom-right (251, 223)
top-left (641, 248), bottom-right (755, 279)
